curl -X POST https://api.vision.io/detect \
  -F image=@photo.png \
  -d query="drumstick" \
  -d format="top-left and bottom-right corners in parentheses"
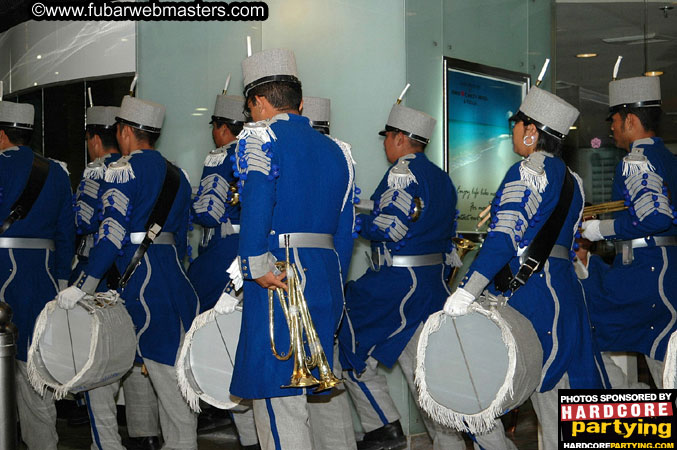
top-left (476, 204), bottom-right (492, 228)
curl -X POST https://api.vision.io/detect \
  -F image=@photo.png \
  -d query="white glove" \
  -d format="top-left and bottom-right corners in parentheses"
top-left (443, 287), bottom-right (475, 317)
top-left (58, 279), bottom-right (68, 291)
top-left (581, 220), bottom-right (604, 242)
top-left (57, 286), bottom-right (86, 310)
top-left (227, 258), bottom-right (244, 290)
top-left (214, 291), bottom-right (240, 315)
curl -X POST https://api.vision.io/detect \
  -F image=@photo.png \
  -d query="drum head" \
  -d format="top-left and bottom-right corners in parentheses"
top-left (188, 309), bottom-right (242, 409)
top-left (39, 305), bottom-right (92, 385)
top-left (424, 310), bottom-right (509, 415)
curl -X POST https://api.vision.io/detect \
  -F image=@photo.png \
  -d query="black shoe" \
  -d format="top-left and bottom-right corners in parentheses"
top-left (123, 436), bottom-right (162, 450)
top-left (241, 444), bottom-right (262, 450)
top-left (357, 440), bottom-right (385, 450)
top-left (197, 408), bottom-right (232, 434)
top-left (67, 405), bottom-right (90, 427)
top-left (359, 420), bottom-right (407, 450)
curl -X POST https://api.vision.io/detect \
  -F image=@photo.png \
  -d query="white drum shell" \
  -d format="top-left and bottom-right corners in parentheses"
top-left (176, 308), bottom-right (243, 412)
top-left (27, 298), bottom-right (136, 399)
top-left (416, 304), bottom-right (542, 434)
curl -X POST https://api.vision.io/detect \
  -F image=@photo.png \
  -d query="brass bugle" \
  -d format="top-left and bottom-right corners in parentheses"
top-left (447, 237), bottom-right (476, 287)
top-left (226, 182), bottom-right (240, 206)
top-left (582, 200), bottom-right (627, 218)
top-left (476, 204), bottom-right (492, 229)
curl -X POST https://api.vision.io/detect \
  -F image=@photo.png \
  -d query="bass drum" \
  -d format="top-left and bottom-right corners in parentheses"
top-left (415, 302), bottom-right (543, 434)
top-left (27, 292), bottom-right (136, 399)
top-left (177, 308), bottom-right (243, 412)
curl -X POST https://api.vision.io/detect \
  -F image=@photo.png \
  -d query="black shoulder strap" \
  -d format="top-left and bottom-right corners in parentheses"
top-left (0, 153), bottom-right (51, 235)
top-left (119, 159), bottom-right (182, 289)
top-left (494, 168), bottom-right (575, 293)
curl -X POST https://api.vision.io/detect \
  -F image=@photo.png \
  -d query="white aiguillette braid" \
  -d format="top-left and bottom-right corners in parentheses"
top-left (330, 136), bottom-right (355, 210)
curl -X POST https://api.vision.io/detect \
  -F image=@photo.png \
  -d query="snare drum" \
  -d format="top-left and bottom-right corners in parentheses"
top-left (27, 292), bottom-right (136, 399)
top-left (176, 308), bottom-right (242, 412)
top-left (663, 330), bottom-right (677, 389)
top-left (415, 303), bottom-right (542, 434)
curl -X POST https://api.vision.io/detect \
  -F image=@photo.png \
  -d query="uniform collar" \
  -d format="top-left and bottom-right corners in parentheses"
top-left (0, 145), bottom-right (20, 154)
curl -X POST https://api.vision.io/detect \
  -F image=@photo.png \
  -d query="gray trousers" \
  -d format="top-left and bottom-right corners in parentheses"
top-left (645, 355), bottom-right (665, 389)
top-left (143, 358), bottom-right (198, 450)
top-left (530, 374), bottom-right (570, 450)
top-left (343, 325), bottom-right (514, 450)
top-left (16, 360), bottom-right (58, 450)
top-left (232, 402), bottom-right (259, 447)
top-left (86, 365), bottom-right (160, 450)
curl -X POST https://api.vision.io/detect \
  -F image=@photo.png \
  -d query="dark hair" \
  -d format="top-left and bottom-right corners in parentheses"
top-left (0, 126), bottom-right (33, 146)
top-left (245, 81), bottom-right (302, 115)
top-left (618, 107), bottom-right (662, 135)
top-left (86, 126), bottom-right (119, 151)
top-left (213, 120), bottom-right (244, 137)
top-left (511, 113), bottom-right (564, 156)
top-left (405, 135), bottom-right (426, 151)
top-left (120, 123), bottom-right (160, 147)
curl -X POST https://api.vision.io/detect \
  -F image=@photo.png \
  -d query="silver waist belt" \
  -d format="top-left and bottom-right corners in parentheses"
top-left (0, 238), bottom-right (55, 250)
top-left (614, 236), bottom-right (677, 265)
top-left (201, 222), bottom-right (240, 247)
top-left (129, 232), bottom-right (176, 245)
top-left (391, 253), bottom-right (444, 268)
top-left (277, 233), bottom-right (334, 249)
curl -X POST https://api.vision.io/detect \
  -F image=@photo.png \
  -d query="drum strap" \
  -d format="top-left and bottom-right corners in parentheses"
top-left (494, 168), bottom-right (574, 294)
top-left (118, 159), bottom-right (181, 290)
top-left (0, 153), bottom-right (50, 235)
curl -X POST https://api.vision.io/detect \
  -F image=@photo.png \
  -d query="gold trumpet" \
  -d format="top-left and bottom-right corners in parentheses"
top-left (582, 200), bottom-right (627, 219)
top-left (268, 244), bottom-right (341, 392)
top-left (448, 237), bottom-right (477, 287)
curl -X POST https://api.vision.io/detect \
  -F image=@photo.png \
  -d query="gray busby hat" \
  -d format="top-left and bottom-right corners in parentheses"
top-left (242, 49), bottom-right (301, 97)
top-left (379, 104), bottom-right (436, 144)
top-left (211, 95), bottom-right (246, 125)
top-left (0, 101), bottom-right (35, 130)
top-left (608, 76), bottom-right (661, 119)
top-left (302, 97), bottom-right (330, 133)
top-left (510, 87), bottom-right (579, 140)
top-left (116, 95), bottom-right (165, 133)
top-left (86, 106), bottom-right (120, 128)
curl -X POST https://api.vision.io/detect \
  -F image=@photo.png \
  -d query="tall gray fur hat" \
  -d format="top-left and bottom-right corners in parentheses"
top-left (302, 97), bottom-right (330, 133)
top-left (0, 101), bottom-right (34, 130)
top-left (211, 95), bottom-right (246, 124)
top-left (116, 95), bottom-right (165, 133)
top-left (87, 106), bottom-right (120, 128)
top-left (511, 87), bottom-right (579, 140)
top-left (242, 49), bottom-right (300, 97)
top-left (608, 76), bottom-right (661, 118)
top-left (378, 104), bottom-right (436, 144)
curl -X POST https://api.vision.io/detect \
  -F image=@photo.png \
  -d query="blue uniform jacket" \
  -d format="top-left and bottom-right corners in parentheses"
top-left (592, 137), bottom-right (677, 360)
top-left (71, 153), bottom-right (122, 290)
top-left (0, 146), bottom-right (74, 360)
top-left (460, 152), bottom-right (605, 392)
top-left (73, 149), bottom-right (198, 366)
top-left (187, 141), bottom-right (241, 312)
top-left (338, 152), bottom-right (456, 372)
top-left (230, 113), bottom-right (355, 399)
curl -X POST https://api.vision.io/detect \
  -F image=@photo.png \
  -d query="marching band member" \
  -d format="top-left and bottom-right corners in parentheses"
top-left (218, 48), bottom-right (356, 449)
top-left (581, 74), bottom-right (677, 387)
top-left (0, 100), bottom-right (74, 449)
top-left (71, 105), bottom-right (161, 450)
top-left (338, 102), bottom-right (508, 450)
top-left (444, 87), bottom-right (607, 449)
top-left (58, 96), bottom-right (199, 447)
top-left (300, 96), bottom-right (360, 449)
top-left (186, 93), bottom-right (260, 448)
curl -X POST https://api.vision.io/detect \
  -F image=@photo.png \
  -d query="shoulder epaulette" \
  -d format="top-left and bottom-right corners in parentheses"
top-left (204, 145), bottom-right (229, 168)
top-left (519, 152), bottom-right (548, 193)
top-left (387, 154), bottom-right (417, 190)
top-left (82, 157), bottom-right (106, 180)
top-left (622, 141), bottom-right (656, 177)
top-left (105, 155), bottom-right (135, 183)
top-left (49, 158), bottom-right (70, 176)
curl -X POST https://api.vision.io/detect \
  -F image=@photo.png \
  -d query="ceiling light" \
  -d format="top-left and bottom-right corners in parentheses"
top-left (569, 126), bottom-right (578, 130)
top-left (645, 71), bottom-right (664, 76)
top-left (191, 113), bottom-right (204, 116)
top-left (54, 71), bottom-right (59, 75)
top-left (33, 82), bottom-right (38, 86)
top-left (195, 107), bottom-right (208, 111)
top-left (576, 53), bottom-right (597, 58)
top-left (36, 54), bottom-right (42, 60)
top-left (603, 33), bottom-right (655, 44)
